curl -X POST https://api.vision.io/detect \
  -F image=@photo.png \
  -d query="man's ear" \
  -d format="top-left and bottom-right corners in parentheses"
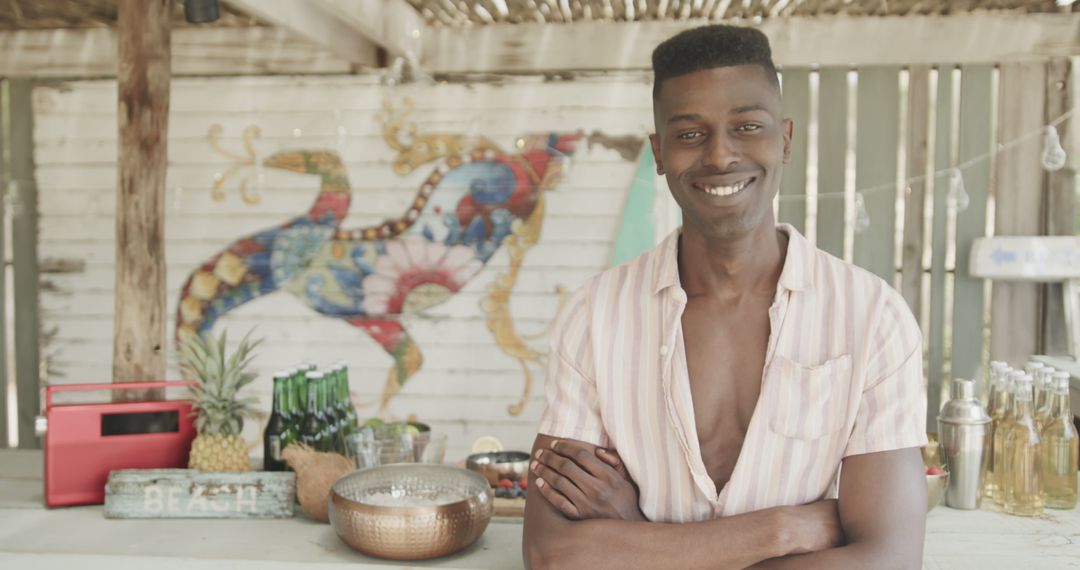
top-left (781, 118), bottom-right (794, 164)
top-left (649, 133), bottom-right (664, 175)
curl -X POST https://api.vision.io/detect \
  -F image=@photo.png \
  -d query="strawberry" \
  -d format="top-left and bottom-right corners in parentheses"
top-left (498, 478), bottom-right (514, 489)
top-left (926, 466), bottom-right (944, 476)
top-left (520, 478), bottom-right (529, 490)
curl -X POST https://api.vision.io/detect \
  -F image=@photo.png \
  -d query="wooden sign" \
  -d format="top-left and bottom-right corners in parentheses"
top-left (104, 469), bottom-right (295, 519)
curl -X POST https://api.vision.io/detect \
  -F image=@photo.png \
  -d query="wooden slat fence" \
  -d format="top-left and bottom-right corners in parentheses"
top-left (779, 61), bottom-right (1075, 431)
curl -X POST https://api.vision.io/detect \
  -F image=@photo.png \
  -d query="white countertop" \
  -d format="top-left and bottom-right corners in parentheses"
top-left (3, 449), bottom-right (1079, 569)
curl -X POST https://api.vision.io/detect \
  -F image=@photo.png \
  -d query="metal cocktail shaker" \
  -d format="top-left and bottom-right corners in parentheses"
top-left (938, 379), bottom-right (992, 509)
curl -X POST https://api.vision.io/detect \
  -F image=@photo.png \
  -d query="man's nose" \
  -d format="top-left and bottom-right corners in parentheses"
top-left (702, 131), bottom-right (740, 170)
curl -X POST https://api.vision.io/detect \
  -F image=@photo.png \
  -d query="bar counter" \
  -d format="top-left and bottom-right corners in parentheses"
top-left (2, 449), bottom-right (1078, 569)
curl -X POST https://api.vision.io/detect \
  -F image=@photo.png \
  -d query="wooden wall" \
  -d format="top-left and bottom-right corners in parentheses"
top-left (13, 61), bottom-right (1075, 452)
top-left (32, 75), bottom-right (653, 458)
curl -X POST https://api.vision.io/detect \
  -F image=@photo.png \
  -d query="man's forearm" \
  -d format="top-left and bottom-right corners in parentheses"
top-left (749, 540), bottom-right (920, 570)
top-left (525, 507), bottom-right (794, 570)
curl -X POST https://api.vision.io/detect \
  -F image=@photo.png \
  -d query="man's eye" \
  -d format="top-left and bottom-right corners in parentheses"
top-left (737, 124), bottom-right (763, 132)
top-left (677, 131), bottom-right (703, 140)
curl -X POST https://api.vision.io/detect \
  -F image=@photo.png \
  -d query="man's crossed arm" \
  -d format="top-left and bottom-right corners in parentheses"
top-left (522, 435), bottom-right (926, 570)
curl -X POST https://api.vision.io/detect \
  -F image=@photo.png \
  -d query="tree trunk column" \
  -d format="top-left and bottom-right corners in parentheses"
top-left (113, 0), bottom-right (171, 400)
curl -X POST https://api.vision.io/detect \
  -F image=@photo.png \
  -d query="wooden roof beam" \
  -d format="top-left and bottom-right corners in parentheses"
top-left (222, 0), bottom-right (381, 66)
top-left (422, 13), bottom-right (1080, 72)
top-left (0, 27), bottom-right (354, 77)
top-left (311, 0), bottom-right (426, 61)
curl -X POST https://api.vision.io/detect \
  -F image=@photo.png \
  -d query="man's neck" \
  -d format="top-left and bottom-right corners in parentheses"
top-left (677, 222), bottom-right (787, 300)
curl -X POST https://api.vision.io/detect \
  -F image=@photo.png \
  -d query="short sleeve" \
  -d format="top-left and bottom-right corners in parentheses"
top-left (844, 289), bottom-right (928, 458)
top-left (536, 286), bottom-right (608, 447)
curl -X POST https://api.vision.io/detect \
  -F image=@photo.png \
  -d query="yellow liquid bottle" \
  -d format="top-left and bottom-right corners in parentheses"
top-left (1034, 367), bottom-right (1056, 434)
top-left (1004, 373), bottom-right (1043, 517)
top-left (1039, 373), bottom-right (1078, 510)
top-left (983, 362), bottom-right (1009, 501)
top-left (993, 369), bottom-right (1020, 505)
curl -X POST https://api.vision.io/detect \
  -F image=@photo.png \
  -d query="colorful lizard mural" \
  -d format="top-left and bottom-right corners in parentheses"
top-left (176, 99), bottom-right (580, 415)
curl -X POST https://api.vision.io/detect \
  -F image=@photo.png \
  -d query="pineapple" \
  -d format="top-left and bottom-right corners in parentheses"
top-left (178, 329), bottom-right (262, 472)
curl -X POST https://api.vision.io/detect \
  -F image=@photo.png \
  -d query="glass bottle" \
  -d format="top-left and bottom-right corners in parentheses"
top-left (263, 373), bottom-right (289, 471)
top-left (294, 366), bottom-right (308, 415)
top-left (300, 371), bottom-right (325, 451)
top-left (317, 375), bottom-right (336, 452)
top-left (341, 362), bottom-right (359, 432)
top-left (983, 362), bottom-right (1009, 500)
top-left (323, 373), bottom-right (342, 453)
top-left (1003, 373), bottom-right (1043, 516)
top-left (283, 368), bottom-right (301, 450)
top-left (992, 369), bottom-right (1019, 505)
top-left (1026, 360), bottom-right (1046, 413)
top-left (1039, 372), bottom-right (1078, 509)
top-left (1034, 366), bottom-right (1056, 433)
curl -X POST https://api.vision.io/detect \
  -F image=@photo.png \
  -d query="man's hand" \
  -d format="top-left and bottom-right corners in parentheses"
top-left (530, 439), bottom-right (646, 521)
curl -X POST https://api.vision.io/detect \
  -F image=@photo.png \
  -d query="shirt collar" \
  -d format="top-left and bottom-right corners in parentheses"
top-left (650, 223), bottom-right (814, 295)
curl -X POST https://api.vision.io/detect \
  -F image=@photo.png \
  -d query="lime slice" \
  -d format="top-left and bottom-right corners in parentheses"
top-left (405, 424), bottom-right (421, 435)
top-left (472, 436), bottom-right (504, 454)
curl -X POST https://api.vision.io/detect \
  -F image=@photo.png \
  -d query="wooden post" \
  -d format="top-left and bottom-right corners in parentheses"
top-left (0, 79), bottom-right (7, 448)
top-left (990, 63), bottom-right (1046, 366)
top-left (901, 65), bottom-right (931, 318)
top-left (10, 79), bottom-right (40, 448)
top-left (113, 0), bottom-right (170, 400)
top-left (1042, 58), bottom-right (1075, 356)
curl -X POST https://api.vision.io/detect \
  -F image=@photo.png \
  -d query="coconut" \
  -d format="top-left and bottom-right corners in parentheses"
top-left (282, 443), bottom-right (354, 523)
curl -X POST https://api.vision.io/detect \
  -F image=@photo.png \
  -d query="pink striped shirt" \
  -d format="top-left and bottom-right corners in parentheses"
top-left (538, 224), bottom-right (927, 522)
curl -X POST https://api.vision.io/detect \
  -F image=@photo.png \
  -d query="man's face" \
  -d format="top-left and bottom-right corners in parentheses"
top-left (650, 64), bottom-right (792, 242)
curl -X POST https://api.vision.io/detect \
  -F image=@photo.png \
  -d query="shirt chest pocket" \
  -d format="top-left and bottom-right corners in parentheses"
top-left (768, 354), bottom-right (852, 439)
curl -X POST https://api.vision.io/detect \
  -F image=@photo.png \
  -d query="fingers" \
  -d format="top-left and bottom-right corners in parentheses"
top-left (596, 448), bottom-right (632, 479)
top-left (596, 447), bottom-right (621, 467)
top-left (550, 440), bottom-right (613, 479)
top-left (535, 448), bottom-right (596, 490)
top-left (534, 477), bottom-right (581, 519)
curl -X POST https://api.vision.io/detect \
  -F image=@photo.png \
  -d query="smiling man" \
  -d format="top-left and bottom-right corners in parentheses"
top-left (522, 25), bottom-right (928, 570)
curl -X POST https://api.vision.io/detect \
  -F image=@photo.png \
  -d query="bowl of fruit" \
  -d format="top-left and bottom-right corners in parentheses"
top-left (923, 434), bottom-right (948, 512)
top-left (466, 451), bottom-right (531, 495)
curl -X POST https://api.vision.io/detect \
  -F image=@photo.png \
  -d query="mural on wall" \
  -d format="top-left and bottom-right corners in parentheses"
top-left (176, 98), bottom-right (581, 416)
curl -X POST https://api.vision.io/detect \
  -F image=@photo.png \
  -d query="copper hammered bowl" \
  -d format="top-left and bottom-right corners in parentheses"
top-left (329, 464), bottom-right (494, 561)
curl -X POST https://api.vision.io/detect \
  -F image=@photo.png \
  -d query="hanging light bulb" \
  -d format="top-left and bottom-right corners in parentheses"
top-left (333, 109), bottom-right (348, 151)
top-left (948, 168), bottom-right (970, 212)
top-left (854, 192), bottom-right (871, 233)
top-left (1040, 125), bottom-right (1067, 171)
top-left (172, 186), bottom-right (185, 211)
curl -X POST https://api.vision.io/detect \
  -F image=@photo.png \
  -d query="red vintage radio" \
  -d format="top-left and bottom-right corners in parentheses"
top-left (42, 381), bottom-right (196, 507)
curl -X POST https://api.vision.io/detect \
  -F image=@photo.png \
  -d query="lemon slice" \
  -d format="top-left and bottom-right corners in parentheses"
top-left (471, 436), bottom-right (504, 454)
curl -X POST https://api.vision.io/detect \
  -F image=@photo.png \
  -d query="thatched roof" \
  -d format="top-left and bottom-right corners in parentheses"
top-left (406, 0), bottom-right (1078, 25)
top-left (0, 0), bottom-right (261, 30)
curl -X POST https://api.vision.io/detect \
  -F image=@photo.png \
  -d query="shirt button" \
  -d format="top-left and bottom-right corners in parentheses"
top-left (660, 345), bottom-right (669, 356)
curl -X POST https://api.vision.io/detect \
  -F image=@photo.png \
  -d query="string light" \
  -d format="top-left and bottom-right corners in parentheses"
top-left (1040, 126), bottom-right (1067, 171)
top-left (853, 192), bottom-right (870, 234)
top-left (948, 168), bottom-right (970, 212)
top-left (776, 106), bottom-right (1077, 233)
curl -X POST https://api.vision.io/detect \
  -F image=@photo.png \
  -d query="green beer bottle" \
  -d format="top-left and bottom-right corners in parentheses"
top-left (300, 371), bottom-right (324, 451)
top-left (263, 373), bottom-right (289, 471)
top-left (283, 367), bottom-right (301, 449)
top-left (340, 363), bottom-right (359, 432)
top-left (293, 366), bottom-right (308, 414)
top-left (321, 375), bottom-right (341, 453)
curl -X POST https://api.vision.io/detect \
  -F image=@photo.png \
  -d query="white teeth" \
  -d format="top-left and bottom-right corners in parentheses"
top-left (699, 178), bottom-right (751, 197)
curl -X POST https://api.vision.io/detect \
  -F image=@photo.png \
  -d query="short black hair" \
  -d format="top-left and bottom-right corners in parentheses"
top-left (651, 25), bottom-right (779, 99)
